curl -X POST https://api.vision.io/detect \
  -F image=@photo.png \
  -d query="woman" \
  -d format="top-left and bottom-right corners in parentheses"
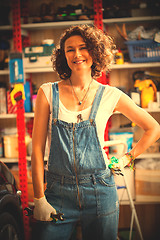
top-left (31, 25), bottom-right (160, 240)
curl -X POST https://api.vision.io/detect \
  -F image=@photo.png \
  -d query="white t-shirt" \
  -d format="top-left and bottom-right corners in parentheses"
top-left (41, 82), bottom-right (122, 164)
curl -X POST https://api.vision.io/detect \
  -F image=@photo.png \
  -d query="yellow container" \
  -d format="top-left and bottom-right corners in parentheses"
top-left (115, 50), bottom-right (124, 64)
top-left (3, 135), bottom-right (18, 158)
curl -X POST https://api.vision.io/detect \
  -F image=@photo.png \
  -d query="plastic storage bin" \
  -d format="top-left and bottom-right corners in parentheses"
top-left (125, 40), bottom-right (160, 63)
top-left (3, 135), bottom-right (18, 158)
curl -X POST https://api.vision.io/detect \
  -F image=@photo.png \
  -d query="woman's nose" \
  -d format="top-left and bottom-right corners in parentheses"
top-left (75, 49), bottom-right (81, 57)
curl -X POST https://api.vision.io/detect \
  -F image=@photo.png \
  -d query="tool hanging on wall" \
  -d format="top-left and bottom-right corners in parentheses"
top-left (134, 79), bottom-right (157, 108)
top-left (132, 71), bottom-right (158, 108)
top-left (9, 52), bottom-right (24, 84)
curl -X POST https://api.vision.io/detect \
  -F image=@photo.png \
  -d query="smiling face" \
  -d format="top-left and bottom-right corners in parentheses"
top-left (64, 35), bottom-right (93, 75)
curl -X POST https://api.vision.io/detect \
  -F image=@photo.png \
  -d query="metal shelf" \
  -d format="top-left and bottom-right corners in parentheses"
top-left (0, 69), bottom-right (9, 75)
top-left (0, 158), bottom-right (18, 163)
top-left (136, 153), bottom-right (160, 159)
top-left (1, 16), bottom-right (160, 31)
top-left (113, 108), bottom-right (160, 115)
top-left (103, 16), bottom-right (160, 24)
top-left (0, 107), bottom-right (160, 120)
top-left (111, 62), bottom-right (160, 69)
top-left (109, 153), bottom-right (160, 159)
top-left (0, 62), bottom-right (159, 75)
top-left (21, 20), bottom-right (94, 30)
top-left (0, 112), bottom-right (34, 119)
top-left (1, 152), bottom-right (160, 164)
top-left (24, 67), bottom-right (53, 73)
top-left (0, 156), bottom-right (47, 163)
top-left (1, 152), bottom-right (159, 164)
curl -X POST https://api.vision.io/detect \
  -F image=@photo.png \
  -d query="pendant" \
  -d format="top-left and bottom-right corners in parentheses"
top-left (77, 114), bottom-right (83, 123)
top-left (79, 101), bottom-right (82, 105)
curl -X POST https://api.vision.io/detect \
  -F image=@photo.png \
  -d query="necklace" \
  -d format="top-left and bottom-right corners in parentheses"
top-left (69, 78), bottom-right (93, 123)
top-left (69, 78), bottom-right (93, 105)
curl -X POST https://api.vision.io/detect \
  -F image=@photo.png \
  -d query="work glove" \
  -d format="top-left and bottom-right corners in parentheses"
top-left (108, 155), bottom-right (131, 175)
top-left (34, 195), bottom-right (57, 221)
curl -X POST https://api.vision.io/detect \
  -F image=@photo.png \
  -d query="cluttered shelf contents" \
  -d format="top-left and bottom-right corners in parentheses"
top-left (0, 1), bottom-right (160, 210)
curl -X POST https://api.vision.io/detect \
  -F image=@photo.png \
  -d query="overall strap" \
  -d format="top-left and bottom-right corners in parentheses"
top-left (89, 84), bottom-right (105, 121)
top-left (52, 82), bottom-right (59, 119)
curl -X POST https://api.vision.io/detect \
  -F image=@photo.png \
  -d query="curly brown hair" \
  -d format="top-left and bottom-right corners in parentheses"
top-left (51, 24), bottom-right (115, 80)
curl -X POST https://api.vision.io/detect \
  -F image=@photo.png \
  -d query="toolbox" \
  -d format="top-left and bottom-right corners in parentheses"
top-left (23, 45), bottom-right (55, 68)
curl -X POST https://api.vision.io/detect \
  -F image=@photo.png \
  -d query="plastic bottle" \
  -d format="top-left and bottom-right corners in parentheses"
top-left (115, 49), bottom-right (124, 64)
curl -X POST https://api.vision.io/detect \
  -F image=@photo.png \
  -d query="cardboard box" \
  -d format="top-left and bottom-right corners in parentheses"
top-left (0, 88), bottom-right (7, 114)
top-left (114, 168), bottom-right (135, 201)
top-left (135, 169), bottom-right (160, 202)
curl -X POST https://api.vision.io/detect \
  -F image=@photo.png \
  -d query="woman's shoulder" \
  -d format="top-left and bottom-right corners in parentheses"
top-left (40, 81), bottom-right (55, 90)
top-left (98, 83), bottom-right (122, 96)
top-left (40, 81), bottom-right (60, 95)
top-left (40, 82), bottom-right (55, 105)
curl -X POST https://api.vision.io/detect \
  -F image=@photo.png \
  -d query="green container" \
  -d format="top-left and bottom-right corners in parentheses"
top-left (23, 45), bottom-right (55, 57)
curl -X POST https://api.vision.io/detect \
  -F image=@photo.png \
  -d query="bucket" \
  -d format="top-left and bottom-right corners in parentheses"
top-left (109, 132), bottom-right (133, 155)
top-left (3, 135), bottom-right (18, 158)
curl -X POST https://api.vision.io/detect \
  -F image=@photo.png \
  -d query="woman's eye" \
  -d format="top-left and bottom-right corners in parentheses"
top-left (80, 47), bottom-right (87, 50)
top-left (67, 49), bottom-right (74, 52)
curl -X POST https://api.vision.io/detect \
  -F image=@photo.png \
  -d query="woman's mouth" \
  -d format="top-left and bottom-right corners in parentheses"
top-left (73, 60), bottom-right (85, 64)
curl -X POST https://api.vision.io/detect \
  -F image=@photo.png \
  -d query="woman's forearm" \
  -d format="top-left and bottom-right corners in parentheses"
top-left (31, 152), bottom-right (45, 199)
top-left (31, 88), bottom-right (50, 199)
top-left (130, 125), bottom-right (160, 158)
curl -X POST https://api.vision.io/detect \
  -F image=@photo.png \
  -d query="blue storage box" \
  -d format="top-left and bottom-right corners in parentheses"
top-left (125, 40), bottom-right (160, 63)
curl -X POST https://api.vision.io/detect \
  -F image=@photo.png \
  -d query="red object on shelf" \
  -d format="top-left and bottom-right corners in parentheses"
top-left (93, 0), bottom-right (103, 30)
top-left (11, 0), bottom-right (30, 239)
top-left (26, 118), bottom-right (34, 138)
top-left (7, 91), bottom-right (17, 113)
top-left (11, 0), bottom-right (22, 52)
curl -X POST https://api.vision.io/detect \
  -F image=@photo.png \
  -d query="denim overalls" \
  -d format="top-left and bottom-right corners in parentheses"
top-left (37, 82), bottom-right (119, 240)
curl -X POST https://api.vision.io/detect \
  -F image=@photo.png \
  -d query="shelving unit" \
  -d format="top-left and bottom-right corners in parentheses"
top-left (0, 2), bottom-right (160, 239)
top-left (0, 13), bottom-right (160, 165)
top-left (1, 152), bottom-right (160, 164)
top-left (0, 62), bottom-right (160, 75)
top-left (1, 16), bottom-right (160, 31)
